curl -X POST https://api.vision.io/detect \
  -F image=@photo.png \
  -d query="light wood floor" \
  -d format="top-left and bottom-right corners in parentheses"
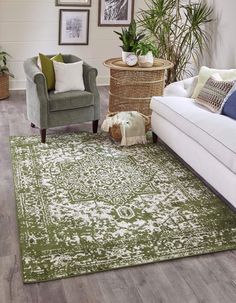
top-left (0, 88), bottom-right (236, 303)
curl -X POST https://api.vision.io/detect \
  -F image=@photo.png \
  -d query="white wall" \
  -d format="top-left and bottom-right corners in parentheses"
top-left (0, 0), bottom-right (146, 90)
top-left (205, 0), bottom-right (236, 69)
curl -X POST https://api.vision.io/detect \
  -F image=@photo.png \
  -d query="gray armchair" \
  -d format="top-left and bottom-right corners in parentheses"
top-left (24, 54), bottom-right (100, 143)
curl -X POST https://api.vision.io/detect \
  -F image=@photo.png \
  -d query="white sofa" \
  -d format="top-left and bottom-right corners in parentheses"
top-left (150, 77), bottom-right (236, 210)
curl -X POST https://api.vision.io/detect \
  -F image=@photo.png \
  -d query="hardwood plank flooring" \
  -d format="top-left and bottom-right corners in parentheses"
top-left (0, 88), bottom-right (236, 303)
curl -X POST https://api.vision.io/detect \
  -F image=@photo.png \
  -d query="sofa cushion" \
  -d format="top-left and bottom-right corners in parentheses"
top-left (48, 90), bottom-right (94, 112)
top-left (150, 96), bottom-right (236, 174)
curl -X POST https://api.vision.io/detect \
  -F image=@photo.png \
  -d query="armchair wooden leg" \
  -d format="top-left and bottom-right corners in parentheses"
top-left (31, 122), bottom-right (36, 128)
top-left (92, 120), bottom-right (99, 134)
top-left (152, 132), bottom-right (158, 143)
top-left (40, 129), bottom-right (46, 143)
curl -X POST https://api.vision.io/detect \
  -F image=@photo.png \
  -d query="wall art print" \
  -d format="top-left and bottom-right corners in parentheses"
top-left (98, 0), bottom-right (134, 26)
top-left (59, 9), bottom-right (89, 45)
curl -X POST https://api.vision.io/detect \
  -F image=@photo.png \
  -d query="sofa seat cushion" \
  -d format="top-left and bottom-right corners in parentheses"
top-left (151, 96), bottom-right (236, 174)
top-left (49, 90), bottom-right (94, 112)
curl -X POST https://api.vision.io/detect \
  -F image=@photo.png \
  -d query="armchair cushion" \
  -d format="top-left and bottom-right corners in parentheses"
top-left (48, 90), bottom-right (94, 112)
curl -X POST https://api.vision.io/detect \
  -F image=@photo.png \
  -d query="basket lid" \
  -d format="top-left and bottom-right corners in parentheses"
top-left (104, 57), bottom-right (173, 71)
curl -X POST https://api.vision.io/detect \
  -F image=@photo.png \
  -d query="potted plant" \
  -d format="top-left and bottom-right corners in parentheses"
top-left (0, 50), bottom-right (14, 100)
top-left (114, 20), bottom-right (145, 63)
top-left (135, 41), bottom-right (158, 67)
top-left (138, 0), bottom-right (213, 84)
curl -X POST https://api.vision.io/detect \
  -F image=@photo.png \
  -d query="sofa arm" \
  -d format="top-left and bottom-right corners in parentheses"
top-left (164, 76), bottom-right (198, 98)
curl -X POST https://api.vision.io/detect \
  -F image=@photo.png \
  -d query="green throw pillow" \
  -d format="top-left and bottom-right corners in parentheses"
top-left (38, 53), bottom-right (64, 90)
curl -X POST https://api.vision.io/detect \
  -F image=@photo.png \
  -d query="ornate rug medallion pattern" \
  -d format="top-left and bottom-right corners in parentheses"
top-left (10, 133), bottom-right (236, 282)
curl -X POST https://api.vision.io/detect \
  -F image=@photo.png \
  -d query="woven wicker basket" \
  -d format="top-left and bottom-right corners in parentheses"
top-left (109, 69), bottom-right (165, 116)
top-left (0, 74), bottom-right (9, 100)
top-left (108, 112), bottom-right (151, 142)
top-left (104, 58), bottom-right (174, 116)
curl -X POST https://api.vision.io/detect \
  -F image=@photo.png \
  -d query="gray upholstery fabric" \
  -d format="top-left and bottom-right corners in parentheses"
top-left (23, 54), bottom-right (100, 129)
top-left (49, 90), bottom-right (94, 112)
top-left (48, 107), bottom-right (95, 128)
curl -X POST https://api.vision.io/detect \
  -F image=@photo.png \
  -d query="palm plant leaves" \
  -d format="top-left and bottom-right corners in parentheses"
top-left (138, 0), bottom-right (213, 84)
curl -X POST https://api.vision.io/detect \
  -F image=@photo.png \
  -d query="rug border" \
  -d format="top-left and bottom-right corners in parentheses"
top-left (23, 245), bottom-right (236, 283)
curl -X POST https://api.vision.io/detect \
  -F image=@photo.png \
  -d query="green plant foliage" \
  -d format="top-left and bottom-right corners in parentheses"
top-left (135, 41), bottom-right (158, 57)
top-left (114, 20), bottom-right (145, 52)
top-left (138, 0), bottom-right (213, 84)
top-left (0, 50), bottom-right (14, 77)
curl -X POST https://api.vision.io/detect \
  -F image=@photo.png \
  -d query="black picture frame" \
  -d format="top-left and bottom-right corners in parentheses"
top-left (56, 0), bottom-right (91, 7)
top-left (59, 9), bottom-right (90, 45)
top-left (98, 0), bottom-right (134, 27)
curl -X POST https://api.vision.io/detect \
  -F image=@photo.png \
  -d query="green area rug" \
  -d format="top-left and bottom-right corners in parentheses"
top-left (10, 133), bottom-right (236, 283)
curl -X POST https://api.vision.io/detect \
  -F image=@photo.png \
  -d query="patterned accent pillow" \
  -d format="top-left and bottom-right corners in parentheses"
top-left (195, 76), bottom-right (236, 113)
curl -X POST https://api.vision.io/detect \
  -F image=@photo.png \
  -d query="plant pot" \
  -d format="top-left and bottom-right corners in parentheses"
top-left (138, 51), bottom-right (154, 68)
top-left (0, 74), bottom-right (9, 100)
top-left (122, 51), bottom-right (134, 64)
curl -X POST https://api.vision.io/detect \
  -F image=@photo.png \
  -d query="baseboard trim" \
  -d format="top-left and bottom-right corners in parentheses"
top-left (9, 80), bottom-right (26, 90)
top-left (9, 76), bottom-right (110, 90)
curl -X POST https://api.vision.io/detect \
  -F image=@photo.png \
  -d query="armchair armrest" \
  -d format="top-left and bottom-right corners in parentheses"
top-left (164, 76), bottom-right (198, 98)
top-left (65, 54), bottom-right (99, 96)
top-left (83, 62), bottom-right (100, 120)
top-left (24, 58), bottom-right (49, 100)
top-left (23, 58), bottom-right (49, 128)
top-left (83, 62), bottom-right (98, 94)
top-left (24, 58), bottom-right (45, 85)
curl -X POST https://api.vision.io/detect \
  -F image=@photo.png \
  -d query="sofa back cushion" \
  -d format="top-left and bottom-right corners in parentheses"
top-left (195, 75), bottom-right (235, 113)
top-left (192, 66), bottom-right (236, 98)
top-left (222, 90), bottom-right (236, 120)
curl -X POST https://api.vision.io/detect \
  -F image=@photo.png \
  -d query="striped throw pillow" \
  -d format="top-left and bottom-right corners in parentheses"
top-left (195, 76), bottom-right (236, 113)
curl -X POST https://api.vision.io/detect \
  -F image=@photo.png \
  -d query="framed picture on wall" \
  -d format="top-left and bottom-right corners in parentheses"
top-left (56, 0), bottom-right (91, 6)
top-left (98, 0), bottom-right (134, 26)
top-left (59, 9), bottom-right (89, 45)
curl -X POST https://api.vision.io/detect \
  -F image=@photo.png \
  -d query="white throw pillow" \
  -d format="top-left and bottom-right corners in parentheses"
top-left (192, 66), bottom-right (236, 98)
top-left (53, 60), bottom-right (85, 93)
